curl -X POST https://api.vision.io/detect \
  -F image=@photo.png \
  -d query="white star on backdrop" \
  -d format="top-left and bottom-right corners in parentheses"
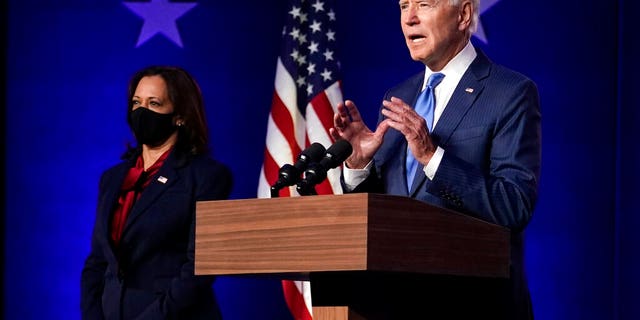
top-left (123, 0), bottom-right (197, 48)
top-left (475, 0), bottom-right (501, 44)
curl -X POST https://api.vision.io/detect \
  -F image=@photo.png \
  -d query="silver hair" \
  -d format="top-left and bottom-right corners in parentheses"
top-left (449, 0), bottom-right (479, 33)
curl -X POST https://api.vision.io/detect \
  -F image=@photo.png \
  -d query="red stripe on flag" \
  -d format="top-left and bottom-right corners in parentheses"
top-left (314, 179), bottom-right (334, 195)
top-left (310, 92), bottom-right (336, 141)
top-left (282, 280), bottom-right (313, 320)
top-left (271, 92), bottom-right (303, 158)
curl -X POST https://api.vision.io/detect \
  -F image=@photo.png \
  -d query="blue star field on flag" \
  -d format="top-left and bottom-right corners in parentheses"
top-left (280, 0), bottom-right (341, 113)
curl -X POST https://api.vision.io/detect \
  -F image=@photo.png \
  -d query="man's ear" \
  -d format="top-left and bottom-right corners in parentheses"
top-left (458, 0), bottom-right (473, 32)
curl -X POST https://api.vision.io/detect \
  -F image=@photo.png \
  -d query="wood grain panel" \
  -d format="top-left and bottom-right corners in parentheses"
top-left (196, 194), bottom-right (369, 275)
top-left (195, 193), bottom-right (509, 278)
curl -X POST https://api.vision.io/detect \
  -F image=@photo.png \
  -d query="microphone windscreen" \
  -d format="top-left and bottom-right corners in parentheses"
top-left (324, 139), bottom-right (353, 169)
top-left (300, 142), bottom-right (326, 163)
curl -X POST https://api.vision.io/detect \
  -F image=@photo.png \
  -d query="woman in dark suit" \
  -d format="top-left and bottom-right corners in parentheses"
top-left (81, 66), bottom-right (232, 320)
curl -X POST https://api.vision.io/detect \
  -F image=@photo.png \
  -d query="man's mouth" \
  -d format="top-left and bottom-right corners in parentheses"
top-left (409, 35), bottom-right (426, 43)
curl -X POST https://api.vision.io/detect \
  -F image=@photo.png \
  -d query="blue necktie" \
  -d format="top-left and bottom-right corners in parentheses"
top-left (405, 72), bottom-right (445, 191)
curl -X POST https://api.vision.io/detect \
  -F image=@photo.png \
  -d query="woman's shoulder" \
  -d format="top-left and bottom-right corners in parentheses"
top-left (99, 147), bottom-right (139, 177)
top-left (186, 154), bottom-right (232, 177)
top-left (101, 159), bottom-right (132, 176)
top-left (96, 160), bottom-right (133, 190)
top-left (185, 154), bottom-right (233, 199)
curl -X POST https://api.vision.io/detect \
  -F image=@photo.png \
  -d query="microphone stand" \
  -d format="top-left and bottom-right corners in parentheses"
top-left (270, 185), bottom-right (281, 198)
top-left (296, 183), bottom-right (317, 196)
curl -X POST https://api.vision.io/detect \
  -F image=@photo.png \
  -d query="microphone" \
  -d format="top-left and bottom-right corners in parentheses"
top-left (270, 142), bottom-right (326, 197)
top-left (296, 139), bottom-right (353, 196)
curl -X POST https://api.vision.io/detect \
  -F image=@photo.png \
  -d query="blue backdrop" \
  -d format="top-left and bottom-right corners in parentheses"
top-left (3, 0), bottom-right (639, 319)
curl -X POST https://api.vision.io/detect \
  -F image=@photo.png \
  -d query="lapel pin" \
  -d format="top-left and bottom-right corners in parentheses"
top-left (465, 88), bottom-right (474, 93)
top-left (157, 176), bottom-right (168, 184)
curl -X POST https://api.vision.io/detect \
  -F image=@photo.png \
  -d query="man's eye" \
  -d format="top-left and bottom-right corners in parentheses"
top-left (418, 1), bottom-right (436, 8)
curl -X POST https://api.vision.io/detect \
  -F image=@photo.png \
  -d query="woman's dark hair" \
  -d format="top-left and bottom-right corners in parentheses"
top-left (124, 66), bottom-right (209, 157)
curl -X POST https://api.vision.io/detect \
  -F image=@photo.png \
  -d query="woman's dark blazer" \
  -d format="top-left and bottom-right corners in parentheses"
top-left (81, 149), bottom-right (232, 320)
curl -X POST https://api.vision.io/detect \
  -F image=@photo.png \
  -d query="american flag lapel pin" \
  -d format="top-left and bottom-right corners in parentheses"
top-left (465, 87), bottom-right (474, 93)
top-left (157, 176), bottom-right (168, 184)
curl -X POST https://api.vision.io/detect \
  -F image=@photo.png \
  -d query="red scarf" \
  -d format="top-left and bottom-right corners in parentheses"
top-left (110, 149), bottom-right (171, 246)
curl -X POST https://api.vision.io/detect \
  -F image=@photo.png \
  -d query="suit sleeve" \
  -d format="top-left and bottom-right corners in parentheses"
top-left (134, 161), bottom-right (233, 320)
top-left (427, 79), bottom-right (541, 230)
top-left (80, 175), bottom-right (108, 320)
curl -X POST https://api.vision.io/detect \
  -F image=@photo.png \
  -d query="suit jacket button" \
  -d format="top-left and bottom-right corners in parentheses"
top-left (117, 269), bottom-right (125, 282)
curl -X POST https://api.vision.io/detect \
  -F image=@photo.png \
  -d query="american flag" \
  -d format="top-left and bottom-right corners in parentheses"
top-left (257, 0), bottom-right (344, 318)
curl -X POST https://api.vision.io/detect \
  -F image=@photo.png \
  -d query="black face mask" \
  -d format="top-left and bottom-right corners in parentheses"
top-left (129, 107), bottom-right (177, 147)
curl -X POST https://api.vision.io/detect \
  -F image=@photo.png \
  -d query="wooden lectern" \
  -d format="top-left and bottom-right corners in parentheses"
top-left (195, 193), bottom-right (509, 319)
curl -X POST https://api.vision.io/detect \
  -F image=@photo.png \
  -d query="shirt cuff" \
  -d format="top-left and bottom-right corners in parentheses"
top-left (343, 160), bottom-right (373, 192)
top-left (423, 147), bottom-right (444, 180)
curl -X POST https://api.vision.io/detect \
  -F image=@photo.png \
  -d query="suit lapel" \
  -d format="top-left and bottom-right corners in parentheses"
top-left (379, 128), bottom-right (409, 196)
top-left (409, 48), bottom-right (492, 195)
top-left (122, 151), bottom-right (182, 237)
top-left (380, 73), bottom-right (424, 196)
top-left (432, 49), bottom-right (490, 146)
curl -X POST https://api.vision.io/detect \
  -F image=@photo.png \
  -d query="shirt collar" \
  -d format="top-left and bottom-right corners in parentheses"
top-left (422, 41), bottom-right (477, 90)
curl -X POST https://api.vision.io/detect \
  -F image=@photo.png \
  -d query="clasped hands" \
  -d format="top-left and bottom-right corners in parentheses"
top-left (329, 97), bottom-right (437, 169)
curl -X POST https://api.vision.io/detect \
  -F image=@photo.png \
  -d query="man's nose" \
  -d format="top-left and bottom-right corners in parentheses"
top-left (402, 6), bottom-right (419, 25)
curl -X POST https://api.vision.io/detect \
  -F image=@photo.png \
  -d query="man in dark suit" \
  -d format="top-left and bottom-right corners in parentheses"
top-left (328, 0), bottom-right (541, 319)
